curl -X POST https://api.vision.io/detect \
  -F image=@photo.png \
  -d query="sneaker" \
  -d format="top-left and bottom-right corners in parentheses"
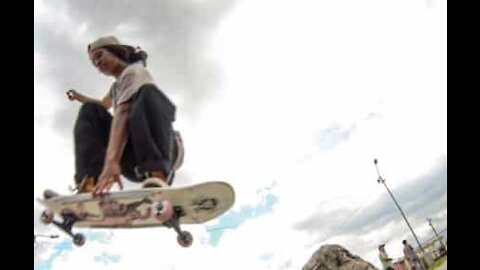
top-left (142, 177), bottom-right (169, 188)
top-left (75, 176), bottom-right (96, 194)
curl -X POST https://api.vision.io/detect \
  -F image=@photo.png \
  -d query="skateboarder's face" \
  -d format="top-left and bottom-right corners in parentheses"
top-left (89, 48), bottom-right (124, 77)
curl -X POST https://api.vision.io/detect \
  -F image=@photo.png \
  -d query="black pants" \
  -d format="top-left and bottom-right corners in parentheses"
top-left (73, 85), bottom-right (176, 185)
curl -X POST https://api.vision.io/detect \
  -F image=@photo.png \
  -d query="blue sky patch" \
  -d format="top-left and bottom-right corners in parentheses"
top-left (260, 252), bottom-right (274, 261)
top-left (206, 192), bottom-right (278, 246)
top-left (318, 125), bottom-right (355, 150)
top-left (94, 252), bottom-right (122, 265)
top-left (34, 231), bottom-right (112, 270)
top-left (35, 239), bottom-right (74, 270)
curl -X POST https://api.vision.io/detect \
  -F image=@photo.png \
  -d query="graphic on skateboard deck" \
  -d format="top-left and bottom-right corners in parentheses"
top-left (37, 181), bottom-right (235, 247)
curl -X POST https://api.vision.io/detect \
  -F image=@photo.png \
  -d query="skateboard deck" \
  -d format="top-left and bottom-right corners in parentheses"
top-left (37, 181), bottom-right (235, 247)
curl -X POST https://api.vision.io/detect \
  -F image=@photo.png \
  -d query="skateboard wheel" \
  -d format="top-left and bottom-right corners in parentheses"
top-left (177, 231), bottom-right (193, 247)
top-left (73, 233), bottom-right (86, 247)
top-left (40, 210), bottom-right (54, 225)
top-left (154, 200), bottom-right (174, 222)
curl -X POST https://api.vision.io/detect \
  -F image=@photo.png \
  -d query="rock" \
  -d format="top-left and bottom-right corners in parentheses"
top-left (303, 244), bottom-right (378, 270)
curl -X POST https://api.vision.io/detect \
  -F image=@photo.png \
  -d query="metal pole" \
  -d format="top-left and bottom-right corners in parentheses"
top-left (374, 159), bottom-right (425, 253)
top-left (428, 219), bottom-right (447, 251)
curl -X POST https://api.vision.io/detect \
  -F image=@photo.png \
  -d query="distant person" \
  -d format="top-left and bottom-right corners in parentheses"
top-left (402, 240), bottom-right (423, 270)
top-left (378, 244), bottom-right (394, 270)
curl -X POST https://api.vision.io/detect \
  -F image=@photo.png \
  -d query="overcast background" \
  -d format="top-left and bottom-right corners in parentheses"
top-left (34, 0), bottom-right (447, 269)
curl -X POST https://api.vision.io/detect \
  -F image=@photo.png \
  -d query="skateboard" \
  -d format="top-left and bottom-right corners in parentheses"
top-left (37, 181), bottom-right (235, 247)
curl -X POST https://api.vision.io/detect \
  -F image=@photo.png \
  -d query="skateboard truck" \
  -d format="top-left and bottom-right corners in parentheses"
top-left (40, 190), bottom-right (86, 247)
top-left (41, 211), bottom-right (86, 247)
top-left (41, 210), bottom-right (86, 246)
top-left (161, 205), bottom-right (193, 247)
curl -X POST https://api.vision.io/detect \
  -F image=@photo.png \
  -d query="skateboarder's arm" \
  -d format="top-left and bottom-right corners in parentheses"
top-left (67, 90), bottom-right (112, 110)
top-left (106, 102), bottom-right (131, 163)
top-left (93, 102), bottom-right (131, 195)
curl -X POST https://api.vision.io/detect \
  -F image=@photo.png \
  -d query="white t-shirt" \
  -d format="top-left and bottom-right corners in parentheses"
top-left (108, 62), bottom-right (154, 111)
top-left (379, 251), bottom-right (394, 269)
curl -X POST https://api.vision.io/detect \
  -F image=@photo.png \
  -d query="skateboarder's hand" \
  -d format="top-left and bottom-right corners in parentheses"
top-left (66, 89), bottom-right (92, 104)
top-left (93, 161), bottom-right (123, 196)
top-left (67, 89), bottom-right (82, 101)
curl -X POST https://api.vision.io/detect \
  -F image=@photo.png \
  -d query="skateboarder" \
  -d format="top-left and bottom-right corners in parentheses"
top-left (67, 36), bottom-right (184, 196)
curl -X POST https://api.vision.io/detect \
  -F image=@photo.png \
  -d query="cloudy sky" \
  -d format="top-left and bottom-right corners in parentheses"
top-left (34, 0), bottom-right (447, 269)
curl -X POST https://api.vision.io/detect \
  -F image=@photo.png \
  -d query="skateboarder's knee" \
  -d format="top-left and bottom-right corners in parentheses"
top-left (78, 103), bottom-right (107, 118)
top-left (137, 85), bottom-right (157, 98)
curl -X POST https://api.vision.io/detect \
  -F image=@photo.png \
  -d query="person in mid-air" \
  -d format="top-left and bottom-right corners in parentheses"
top-left (67, 36), bottom-right (184, 196)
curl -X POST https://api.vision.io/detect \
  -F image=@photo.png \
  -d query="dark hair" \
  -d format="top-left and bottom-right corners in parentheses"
top-left (102, 45), bottom-right (148, 67)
